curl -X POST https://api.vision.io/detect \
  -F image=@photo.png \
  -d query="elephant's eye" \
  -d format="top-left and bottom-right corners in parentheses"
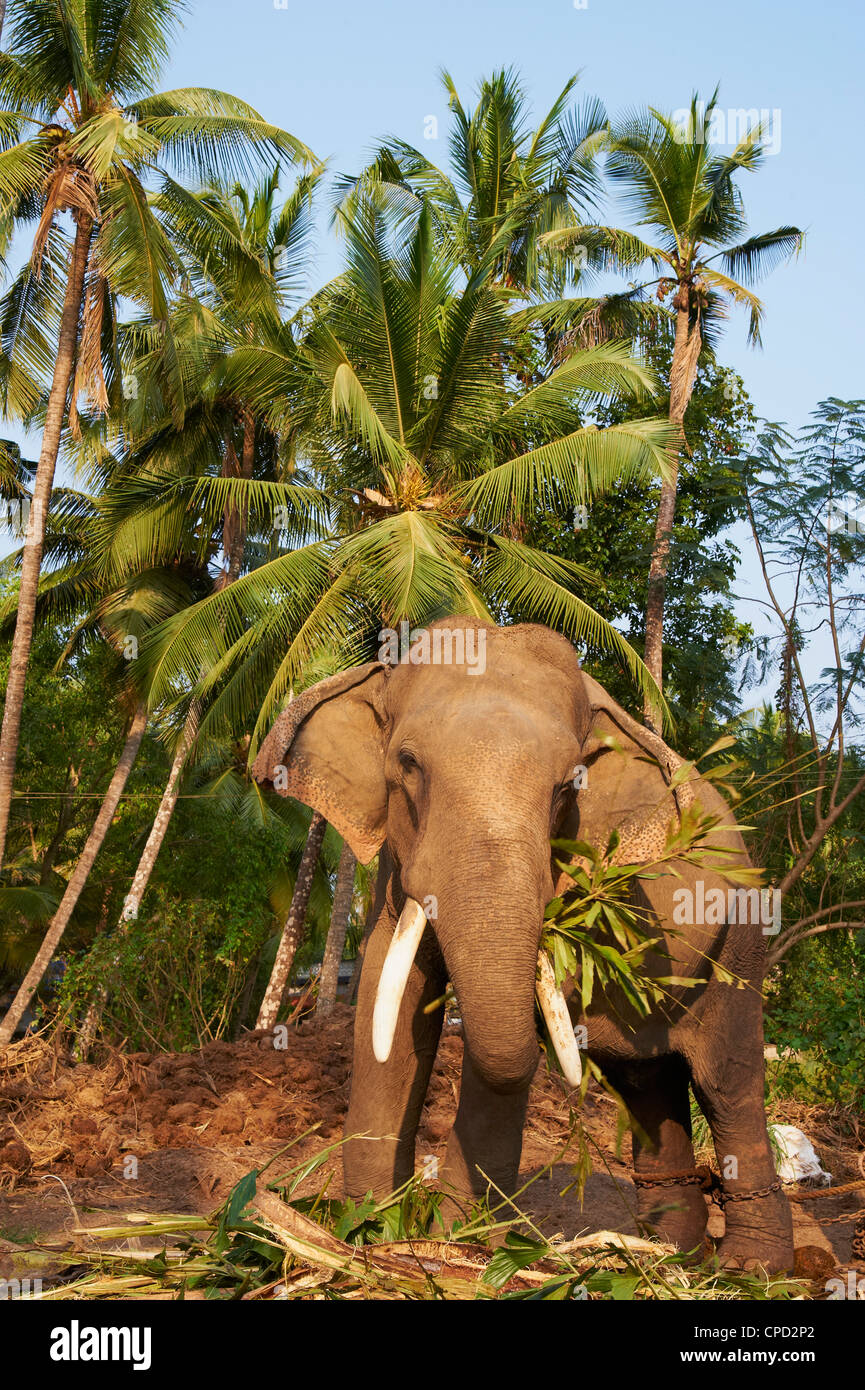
top-left (398, 748), bottom-right (421, 775)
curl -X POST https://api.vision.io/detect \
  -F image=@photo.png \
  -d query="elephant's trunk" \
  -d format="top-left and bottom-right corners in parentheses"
top-left (436, 877), bottom-right (541, 1092)
top-left (375, 848), bottom-right (577, 1093)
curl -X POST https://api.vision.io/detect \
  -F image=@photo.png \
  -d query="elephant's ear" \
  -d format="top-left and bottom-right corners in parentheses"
top-left (252, 663), bottom-right (388, 863)
top-left (577, 672), bottom-right (698, 865)
top-left (580, 672), bottom-right (692, 801)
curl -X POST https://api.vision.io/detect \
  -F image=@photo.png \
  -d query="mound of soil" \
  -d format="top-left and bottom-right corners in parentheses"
top-left (0, 1008), bottom-right (356, 1206)
top-left (1, 1010), bottom-right (862, 1277)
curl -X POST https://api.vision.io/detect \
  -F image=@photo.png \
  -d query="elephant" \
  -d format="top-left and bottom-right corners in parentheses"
top-left (253, 618), bottom-right (793, 1271)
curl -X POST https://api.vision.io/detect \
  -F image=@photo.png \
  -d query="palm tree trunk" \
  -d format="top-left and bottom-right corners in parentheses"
top-left (0, 702), bottom-right (147, 1048)
top-left (0, 213), bottom-right (94, 869)
top-left (76, 425), bottom-right (256, 1054)
top-left (119, 706), bottom-right (199, 925)
top-left (256, 811), bottom-right (327, 1031)
top-left (642, 293), bottom-right (702, 727)
top-left (218, 411), bottom-right (255, 589)
top-left (317, 839), bottom-right (356, 1016)
top-left (74, 704), bottom-right (198, 1055)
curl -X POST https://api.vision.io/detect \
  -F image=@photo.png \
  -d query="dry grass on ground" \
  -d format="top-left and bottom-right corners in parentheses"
top-left (1, 1013), bottom-right (862, 1298)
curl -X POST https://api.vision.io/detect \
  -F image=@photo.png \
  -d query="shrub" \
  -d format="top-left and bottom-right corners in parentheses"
top-left (765, 934), bottom-right (865, 1106)
top-left (59, 893), bottom-right (271, 1051)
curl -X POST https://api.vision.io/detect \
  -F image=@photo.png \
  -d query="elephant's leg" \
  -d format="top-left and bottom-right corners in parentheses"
top-left (441, 1051), bottom-right (531, 1215)
top-left (344, 905), bottom-right (447, 1199)
top-left (606, 1056), bottom-right (708, 1258)
top-left (689, 1047), bottom-right (794, 1273)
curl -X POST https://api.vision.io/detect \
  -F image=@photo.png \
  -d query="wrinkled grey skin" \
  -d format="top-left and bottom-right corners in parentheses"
top-left (254, 620), bottom-right (793, 1271)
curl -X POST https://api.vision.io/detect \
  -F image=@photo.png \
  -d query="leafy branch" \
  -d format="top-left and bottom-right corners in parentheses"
top-left (542, 794), bottom-right (760, 1026)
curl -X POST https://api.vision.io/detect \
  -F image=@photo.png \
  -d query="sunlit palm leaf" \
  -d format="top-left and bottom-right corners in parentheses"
top-left (462, 417), bottom-right (675, 522)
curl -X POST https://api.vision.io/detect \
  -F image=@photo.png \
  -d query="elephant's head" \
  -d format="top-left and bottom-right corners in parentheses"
top-left (253, 620), bottom-right (688, 1093)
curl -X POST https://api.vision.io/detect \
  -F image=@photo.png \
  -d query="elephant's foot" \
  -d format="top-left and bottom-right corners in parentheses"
top-left (714, 1191), bottom-right (795, 1274)
top-left (714, 1240), bottom-right (795, 1275)
top-left (634, 1183), bottom-right (709, 1261)
top-left (607, 1055), bottom-right (708, 1258)
top-left (436, 1184), bottom-right (493, 1233)
top-left (343, 1132), bottom-right (414, 1202)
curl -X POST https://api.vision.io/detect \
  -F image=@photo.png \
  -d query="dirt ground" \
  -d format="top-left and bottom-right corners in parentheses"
top-left (1, 1007), bottom-right (863, 1283)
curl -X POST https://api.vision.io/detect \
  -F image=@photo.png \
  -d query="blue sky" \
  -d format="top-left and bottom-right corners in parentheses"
top-left (3, 0), bottom-right (862, 707)
top-left (161, 0), bottom-right (862, 428)
top-left (159, 0), bottom-right (864, 711)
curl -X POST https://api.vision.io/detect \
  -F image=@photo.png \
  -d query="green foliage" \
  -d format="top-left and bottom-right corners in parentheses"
top-left (544, 830), bottom-right (691, 1019)
top-left (338, 67), bottom-right (609, 300)
top-left (542, 778), bottom-right (756, 1025)
top-left (0, 626), bottom-right (142, 984)
top-left (524, 346), bottom-right (758, 749)
top-left (327, 1183), bottom-right (446, 1246)
top-left (57, 890), bottom-right (272, 1051)
top-left (43, 1156), bottom-right (808, 1301)
top-left (766, 934), bottom-right (865, 1106)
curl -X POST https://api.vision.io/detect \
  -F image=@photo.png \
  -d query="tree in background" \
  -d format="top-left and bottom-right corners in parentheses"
top-left (338, 67), bottom-right (606, 298)
top-left (733, 399), bottom-right (865, 966)
top-left (340, 67), bottom-right (662, 351)
top-left (546, 91), bottom-right (802, 720)
top-left (520, 346), bottom-right (758, 753)
top-left (737, 405), bottom-right (865, 1104)
top-left (0, 0), bottom-right (312, 868)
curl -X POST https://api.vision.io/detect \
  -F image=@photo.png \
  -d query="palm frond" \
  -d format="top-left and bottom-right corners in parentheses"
top-left (462, 417), bottom-right (675, 522)
top-left (481, 536), bottom-right (667, 719)
top-left (714, 227), bottom-right (804, 286)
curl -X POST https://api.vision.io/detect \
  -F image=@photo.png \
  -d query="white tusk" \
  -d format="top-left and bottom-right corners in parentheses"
top-left (536, 950), bottom-right (582, 1089)
top-left (372, 898), bottom-right (429, 1063)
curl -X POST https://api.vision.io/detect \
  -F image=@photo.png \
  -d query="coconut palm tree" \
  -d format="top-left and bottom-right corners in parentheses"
top-left (338, 67), bottom-right (661, 351)
top-left (544, 91), bottom-right (803, 722)
top-left (0, 0), bottom-right (314, 867)
top-left (0, 474), bottom-right (216, 1045)
top-left (134, 194), bottom-right (677, 764)
top-left (339, 67), bottom-right (607, 297)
